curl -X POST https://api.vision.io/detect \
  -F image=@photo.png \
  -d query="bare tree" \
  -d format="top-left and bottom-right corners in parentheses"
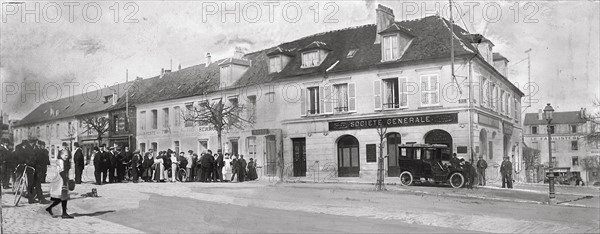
top-left (182, 99), bottom-right (254, 152)
top-left (375, 124), bottom-right (388, 191)
top-left (79, 115), bottom-right (110, 145)
top-left (581, 156), bottom-right (600, 185)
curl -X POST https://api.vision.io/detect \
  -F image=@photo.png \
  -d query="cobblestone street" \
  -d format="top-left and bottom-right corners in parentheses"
top-left (2, 169), bottom-right (599, 233)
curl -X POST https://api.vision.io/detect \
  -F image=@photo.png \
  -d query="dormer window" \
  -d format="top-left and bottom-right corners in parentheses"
top-left (269, 56), bottom-right (282, 73)
top-left (103, 95), bottom-right (112, 104)
top-left (301, 50), bottom-right (320, 68)
top-left (382, 35), bottom-right (399, 61)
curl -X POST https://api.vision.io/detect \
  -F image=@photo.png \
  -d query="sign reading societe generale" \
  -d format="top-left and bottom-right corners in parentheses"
top-left (328, 113), bottom-right (458, 131)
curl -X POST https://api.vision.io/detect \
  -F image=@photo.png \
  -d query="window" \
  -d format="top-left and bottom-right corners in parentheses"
top-left (491, 83), bottom-right (497, 110)
top-left (549, 125), bottom-right (555, 134)
top-left (247, 95), bottom-right (256, 119)
top-left (228, 97), bottom-right (239, 125)
top-left (506, 93), bottom-right (511, 116)
top-left (247, 137), bottom-right (256, 158)
top-left (551, 141), bottom-right (556, 152)
top-left (514, 98), bottom-right (519, 120)
top-left (185, 103), bottom-right (194, 127)
top-left (420, 74), bottom-right (439, 106)
top-left (571, 141), bottom-right (578, 151)
top-left (481, 77), bottom-right (488, 107)
top-left (140, 143), bottom-right (146, 153)
top-left (333, 83), bottom-right (349, 112)
top-left (307, 87), bottom-right (320, 114)
top-left (198, 140), bottom-right (208, 154)
top-left (140, 111), bottom-right (146, 130)
top-left (531, 126), bottom-right (538, 134)
top-left (174, 141), bottom-right (180, 154)
top-left (347, 49), bottom-right (358, 58)
top-left (382, 35), bottom-right (399, 61)
top-left (366, 144), bottom-right (377, 163)
top-left (572, 156), bottom-right (579, 166)
top-left (383, 78), bottom-right (399, 109)
top-left (151, 110), bottom-right (158, 129)
top-left (220, 65), bottom-right (232, 85)
top-left (173, 106), bottom-right (181, 127)
top-left (570, 125), bottom-right (577, 133)
top-left (269, 56), bottom-right (282, 73)
top-left (301, 51), bottom-right (319, 68)
top-left (162, 108), bottom-right (170, 128)
top-left (552, 157), bottom-right (557, 167)
top-left (500, 90), bottom-right (505, 113)
top-left (151, 142), bottom-right (157, 156)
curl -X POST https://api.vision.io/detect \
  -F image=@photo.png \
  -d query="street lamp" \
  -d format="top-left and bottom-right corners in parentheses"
top-left (543, 103), bottom-right (556, 205)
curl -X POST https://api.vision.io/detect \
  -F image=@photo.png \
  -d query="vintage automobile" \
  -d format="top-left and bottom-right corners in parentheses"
top-left (396, 144), bottom-right (466, 188)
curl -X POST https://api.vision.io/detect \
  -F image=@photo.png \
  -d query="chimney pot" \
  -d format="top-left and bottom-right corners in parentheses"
top-left (206, 53), bottom-right (212, 67)
top-left (234, 47), bottom-right (244, 59)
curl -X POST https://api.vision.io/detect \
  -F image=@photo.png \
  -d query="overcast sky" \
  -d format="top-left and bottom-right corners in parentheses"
top-left (1, 0), bottom-right (599, 119)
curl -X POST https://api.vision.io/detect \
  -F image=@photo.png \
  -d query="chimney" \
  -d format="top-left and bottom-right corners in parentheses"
top-left (374, 4), bottom-right (395, 44)
top-left (178, 64), bottom-right (182, 71)
top-left (233, 47), bottom-right (244, 59)
top-left (538, 109), bottom-right (543, 120)
top-left (205, 53), bottom-right (212, 67)
top-left (160, 68), bottom-right (165, 78)
top-left (136, 76), bottom-right (143, 81)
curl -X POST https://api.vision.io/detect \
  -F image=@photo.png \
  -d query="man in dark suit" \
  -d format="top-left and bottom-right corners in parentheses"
top-left (73, 142), bottom-right (85, 184)
top-left (215, 150), bottom-right (225, 182)
top-left (39, 142), bottom-right (50, 183)
top-left (237, 155), bottom-right (247, 182)
top-left (500, 156), bottom-right (513, 189)
top-left (115, 148), bottom-right (125, 182)
top-left (101, 144), bottom-right (111, 184)
top-left (92, 147), bottom-right (102, 185)
top-left (107, 147), bottom-right (117, 183)
top-left (201, 151), bottom-right (214, 182)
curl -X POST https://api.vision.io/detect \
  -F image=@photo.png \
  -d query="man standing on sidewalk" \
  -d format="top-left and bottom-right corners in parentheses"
top-left (500, 156), bottom-right (513, 189)
top-left (73, 142), bottom-right (84, 184)
top-left (477, 155), bottom-right (488, 186)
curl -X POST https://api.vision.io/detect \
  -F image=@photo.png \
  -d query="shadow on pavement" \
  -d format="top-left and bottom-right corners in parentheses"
top-left (71, 210), bottom-right (116, 217)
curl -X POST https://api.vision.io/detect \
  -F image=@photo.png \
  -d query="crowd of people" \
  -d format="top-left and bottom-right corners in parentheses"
top-left (90, 145), bottom-right (258, 184)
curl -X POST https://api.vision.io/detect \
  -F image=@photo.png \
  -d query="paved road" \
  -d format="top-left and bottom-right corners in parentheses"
top-left (2, 167), bottom-right (599, 233)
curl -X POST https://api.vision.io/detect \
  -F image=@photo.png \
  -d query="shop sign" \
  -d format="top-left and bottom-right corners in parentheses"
top-left (527, 136), bottom-right (582, 141)
top-left (478, 114), bottom-right (499, 129)
top-left (252, 129), bottom-right (270, 135)
top-left (328, 113), bottom-right (458, 131)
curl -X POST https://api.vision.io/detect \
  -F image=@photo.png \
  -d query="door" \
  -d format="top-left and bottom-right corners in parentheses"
top-left (338, 135), bottom-right (360, 177)
top-left (292, 138), bottom-right (306, 177)
top-left (265, 135), bottom-right (277, 176)
top-left (230, 139), bottom-right (239, 156)
top-left (387, 133), bottom-right (401, 177)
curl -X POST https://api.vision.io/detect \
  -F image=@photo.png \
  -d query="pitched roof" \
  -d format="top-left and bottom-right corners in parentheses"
top-left (524, 111), bottom-right (587, 125)
top-left (493, 53), bottom-right (509, 62)
top-left (15, 83), bottom-right (131, 127)
top-left (378, 23), bottom-right (415, 37)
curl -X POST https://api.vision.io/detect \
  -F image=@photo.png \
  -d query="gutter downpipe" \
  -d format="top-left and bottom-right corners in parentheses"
top-left (468, 59), bottom-right (474, 163)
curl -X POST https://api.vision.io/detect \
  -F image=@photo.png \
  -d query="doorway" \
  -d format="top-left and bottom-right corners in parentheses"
top-left (386, 132), bottom-right (401, 177)
top-left (337, 135), bottom-right (360, 177)
top-left (265, 135), bottom-right (277, 176)
top-left (292, 138), bottom-right (306, 177)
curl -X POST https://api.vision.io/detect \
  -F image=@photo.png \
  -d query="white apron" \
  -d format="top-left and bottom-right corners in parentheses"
top-left (50, 159), bottom-right (67, 200)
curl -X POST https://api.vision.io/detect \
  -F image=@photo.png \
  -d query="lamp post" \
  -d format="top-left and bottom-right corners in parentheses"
top-left (543, 103), bottom-right (556, 205)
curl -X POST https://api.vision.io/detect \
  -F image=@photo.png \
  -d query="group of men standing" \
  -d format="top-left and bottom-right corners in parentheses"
top-left (92, 144), bottom-right (133, 185)
top-left (0, 139), bottom-right (51, 203)
top-left (449, 153), bottom-right (513, 189)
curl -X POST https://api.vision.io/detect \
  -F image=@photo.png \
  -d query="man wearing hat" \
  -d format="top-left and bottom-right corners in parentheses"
top-left (476, 155), bottom-right (488, 186)
top-left (108, 147), bottom-right (118, 183)
top-left (92, 147), bottom-right (102, 185)
top-left (73, 142), bottom-right (84, 184)
top-left (500, 156), bottom-right (513, 188)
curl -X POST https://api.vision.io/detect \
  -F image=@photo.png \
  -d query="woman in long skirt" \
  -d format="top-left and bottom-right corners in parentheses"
top-left (45, 142), bottom-right (73, 219)
top-left (153, 152), bottom-right (165, 182)
top-left (247, 158), bottom-right (258, 181)
top-left (131, 150), bottom-right (141, 183)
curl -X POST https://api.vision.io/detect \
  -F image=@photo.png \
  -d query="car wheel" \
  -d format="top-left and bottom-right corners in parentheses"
top-left (399, 171), bottom-right (413, 186)
top-left (449, 172), bottom-right (465, 188)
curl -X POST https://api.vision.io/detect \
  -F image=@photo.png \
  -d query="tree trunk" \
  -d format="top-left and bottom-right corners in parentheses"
top-left (217, 131), bottom-right (222, 152)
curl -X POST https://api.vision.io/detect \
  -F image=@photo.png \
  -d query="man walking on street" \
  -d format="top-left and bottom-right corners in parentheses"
top-left (501, 156), bottom-right (513, 189)
top-left (73, 143), bottom-right (84, 184)
top-left (477, 155), bottom-right (488, 186)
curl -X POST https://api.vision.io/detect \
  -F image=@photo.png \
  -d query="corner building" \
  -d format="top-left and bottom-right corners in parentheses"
top-left (135, 5), bottom-right (524, 181)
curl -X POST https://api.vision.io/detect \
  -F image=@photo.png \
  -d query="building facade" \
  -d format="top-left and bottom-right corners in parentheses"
top-left (524, 108), bottom-right (599, 184)
top-left (133, 5), bottom-right (524, 181)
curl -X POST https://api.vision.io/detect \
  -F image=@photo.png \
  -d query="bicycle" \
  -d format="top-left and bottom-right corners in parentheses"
top-left (13, 164), bottom-right (35, 206)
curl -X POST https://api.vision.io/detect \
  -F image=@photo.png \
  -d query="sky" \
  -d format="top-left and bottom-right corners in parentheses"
top-left (1, 0), bottom-right (599, 119)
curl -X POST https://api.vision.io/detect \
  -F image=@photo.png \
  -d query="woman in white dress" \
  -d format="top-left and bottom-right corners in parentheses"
top-left (45, 142), bottom-right (73, 219)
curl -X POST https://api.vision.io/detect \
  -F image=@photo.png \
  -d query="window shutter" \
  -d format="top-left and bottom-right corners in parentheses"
top-left (374, 80), bottom-right (382, 110)
top-left (399, 78), bottom-right (407, 107)
top-left (300, 88), bottom-right (306, 116)
top-left (324, 85), bottom-right (333, 114)
top-left (348, 83), bottom-right (356, 112)
top-left (319, 86), bottom-right (324, 114)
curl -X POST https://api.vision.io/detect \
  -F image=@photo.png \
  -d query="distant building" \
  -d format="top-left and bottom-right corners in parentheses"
top-left (523, 108), bottom-right (598, 184)
top-left (1, 112), bottom-right (14, 146)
